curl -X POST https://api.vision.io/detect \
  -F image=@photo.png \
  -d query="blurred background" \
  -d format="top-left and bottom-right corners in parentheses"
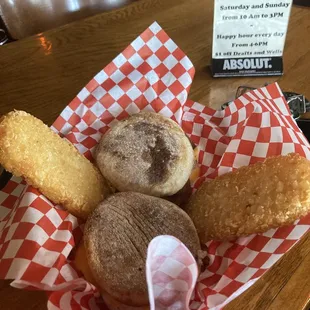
top-left (0, 0), bottom-right (309, 44)
top-left (0, 0), bottom-right (137, 43)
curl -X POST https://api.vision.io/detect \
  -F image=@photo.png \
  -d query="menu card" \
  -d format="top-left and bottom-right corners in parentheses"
top-left (212, 0), bottom-right (293, 77)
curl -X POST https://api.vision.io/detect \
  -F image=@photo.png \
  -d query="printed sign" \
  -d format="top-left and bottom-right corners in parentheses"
top-left (212, 0), bottom-right (293, 77)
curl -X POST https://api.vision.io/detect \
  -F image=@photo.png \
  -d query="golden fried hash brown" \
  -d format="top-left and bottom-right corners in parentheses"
top-left (0, 111), bottom-right (110, 219)
top-left (186, 153), bottom-right (310, 242)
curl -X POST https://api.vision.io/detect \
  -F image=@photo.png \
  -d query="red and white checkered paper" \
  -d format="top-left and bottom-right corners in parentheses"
top-left (0, 21), bottom-right (309, 310)
top-left (146, 236), bottom-right (198, 310)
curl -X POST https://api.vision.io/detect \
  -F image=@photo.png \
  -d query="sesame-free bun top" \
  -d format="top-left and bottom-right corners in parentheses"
top-left (95, 112), bottom-right (194, 197)
top-left (84, 192), bottom-right (201, 307)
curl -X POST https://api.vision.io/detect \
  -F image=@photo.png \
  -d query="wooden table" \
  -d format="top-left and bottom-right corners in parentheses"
top-left (0, 0), bottom-right (309, 309)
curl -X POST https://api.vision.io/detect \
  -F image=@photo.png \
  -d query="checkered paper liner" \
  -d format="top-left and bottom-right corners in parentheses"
top-left (146, 236), bottom-right (198, 310)
top-left (0, 21), bottom-right (309, 310)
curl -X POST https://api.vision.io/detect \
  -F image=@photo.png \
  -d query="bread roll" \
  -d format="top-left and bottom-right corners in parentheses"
top-left (186, 153), bottom-right (310, 242)
top-left (74, 240), bottom-right (149, 310)
top-left (74, 239), bottom-right (99, 287)
top-left (95, 112), bottom-right (194, 197)
top-left (84, 192), bottom-right (200, 307)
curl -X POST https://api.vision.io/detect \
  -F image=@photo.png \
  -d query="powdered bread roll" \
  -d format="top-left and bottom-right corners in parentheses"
top-left (74, 241), bottom-right (149, 310)
top-left (95, 112), bottom-right (194, 196)
top-left (84, 192), bottom-right (200, 307)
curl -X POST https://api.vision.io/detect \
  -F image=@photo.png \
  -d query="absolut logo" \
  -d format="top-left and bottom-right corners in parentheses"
top-left (212, 57), bottom-right (283, 77)
top-left (223, 58), bottom-right (272, 70)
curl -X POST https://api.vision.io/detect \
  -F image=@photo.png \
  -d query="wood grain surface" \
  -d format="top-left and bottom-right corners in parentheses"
top-left (0, 0), bottom-right (309, 309)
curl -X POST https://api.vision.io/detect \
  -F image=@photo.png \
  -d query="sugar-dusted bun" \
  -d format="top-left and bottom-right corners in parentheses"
top-left (95, 112), bottom-right (194, 197)
top-left (84, 192), bottom-right (200, 307)
top-left (74, 240), bottom-right (149, 310)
